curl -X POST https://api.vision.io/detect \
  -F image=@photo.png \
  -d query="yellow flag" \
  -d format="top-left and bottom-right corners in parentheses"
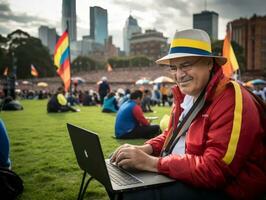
top-left (222, 29), bottom-right (239, 78)
top-left (3, 67), bottom-right (8, 76)
top-left (31, 64), bottom-right (39, 77)
top-left (107, 63), bottom-right (113, 72)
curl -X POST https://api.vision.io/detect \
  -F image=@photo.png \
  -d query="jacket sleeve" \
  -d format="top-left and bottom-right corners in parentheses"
top-left (132, 105), bottom-right (149, 126)
top-left (157, 84), bottom-right (262, 189)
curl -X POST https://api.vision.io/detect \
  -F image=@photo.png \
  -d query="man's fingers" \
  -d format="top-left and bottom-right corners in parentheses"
top-left (110, 144), bottom-right (130, 162)
top-left (116, 151), bottom-right (130, 164)
top-left (117, 158), bottom-right (132, 169)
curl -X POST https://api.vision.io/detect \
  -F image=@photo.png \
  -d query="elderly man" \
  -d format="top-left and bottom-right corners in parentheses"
top-left (111, 29), bottom-right (266, 200)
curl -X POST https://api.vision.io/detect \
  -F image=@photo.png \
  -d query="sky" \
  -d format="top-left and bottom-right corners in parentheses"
top-left (0, 0), bottom-right (265, 50)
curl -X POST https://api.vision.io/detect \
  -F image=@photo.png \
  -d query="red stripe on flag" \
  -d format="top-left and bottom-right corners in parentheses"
top-left (54, 31), bottom-right (68, 53)
top-left (57, 58), bottom-right (71, 91)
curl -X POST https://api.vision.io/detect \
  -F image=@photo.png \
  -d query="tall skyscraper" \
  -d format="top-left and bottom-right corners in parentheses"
top-left (193, 11), bottom-right (218, 41)
top-left (123, 15), bottom-right (142, 55)
top-left (90, 6), bottom-right (108, 45)
top-left (62, 0), bottom-right (77, 41)
top-left (38, 25), bottom-right (57, 54)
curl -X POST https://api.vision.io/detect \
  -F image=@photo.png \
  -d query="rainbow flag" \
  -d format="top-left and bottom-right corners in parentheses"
top-left (54, 31), bottom-right (71, 91)
top-left (31, 64), bottom-right (39, 77)
top-left (222, 29), bottom-right (239, 78)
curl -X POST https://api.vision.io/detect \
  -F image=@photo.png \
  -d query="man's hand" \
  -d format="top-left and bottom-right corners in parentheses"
top-left (110, 144), bottom-right (159, 172)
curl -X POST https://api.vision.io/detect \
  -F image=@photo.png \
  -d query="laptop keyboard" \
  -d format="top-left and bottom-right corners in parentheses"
top-left (106, 162), bottom-right (142, 186)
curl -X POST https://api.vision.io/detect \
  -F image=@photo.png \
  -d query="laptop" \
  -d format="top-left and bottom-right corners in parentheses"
top-left (67, 123), bottom-right (175, 193)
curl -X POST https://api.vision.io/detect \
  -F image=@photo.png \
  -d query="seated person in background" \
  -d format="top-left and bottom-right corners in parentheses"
top-left (115, 90), bottom-right (160, 139)
top-left (82, 91), bottom-right (95, 106)
top-left (118, 89), bottom-right (131, 108)
top-left (0, 119), bottom-right (11, 169)
top-left (0, 96), bottom-right (23, 111)
top-left (102, 92), bottom-right (118, 113)
top-left (141, 89), bottom-right (153, 112)
top-left (67, 91), bottom-right (79, 106)
top-left (47, 87), bottom-right (79, 113)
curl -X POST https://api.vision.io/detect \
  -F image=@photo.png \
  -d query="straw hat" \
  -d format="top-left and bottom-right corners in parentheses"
top-left (156, 29), bottom-right (227, 66)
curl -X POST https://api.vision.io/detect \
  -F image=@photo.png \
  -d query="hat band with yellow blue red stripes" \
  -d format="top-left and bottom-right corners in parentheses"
top-left (169, 38), bottom-right (212, 56)
top-left (169, 47), bottom-right (211, 55)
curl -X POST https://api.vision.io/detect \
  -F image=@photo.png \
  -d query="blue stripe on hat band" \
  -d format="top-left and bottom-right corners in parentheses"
top-left (169, 47), bottom-right (211, 56)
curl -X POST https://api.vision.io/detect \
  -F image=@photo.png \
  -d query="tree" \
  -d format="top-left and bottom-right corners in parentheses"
top-left (0, 34), bottom-right (9, 74)
top-left (0, 29), bottom-right (56, 79)
top-left (107, 55), bottom-right (152, 69)
top-left (72, 56), bottom-right (104, 72)
top-left (130, 56), bottom-right (152, 67)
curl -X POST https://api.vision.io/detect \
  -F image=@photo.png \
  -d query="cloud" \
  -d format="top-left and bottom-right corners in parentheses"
top-left (0, 25), bottom-right (10, 35)
top-left (155, 0), bottom-right (191, 16)
top-left (110, 0), bottom-right (195, 42)
top-left (0, 0), bottom-right (48, 36)
top-left (193, 0), bottom-right (265, 20)
top-left (0, 1), bottom-right (10, 12)
top-left (111, 0), bottom-right (148, 12)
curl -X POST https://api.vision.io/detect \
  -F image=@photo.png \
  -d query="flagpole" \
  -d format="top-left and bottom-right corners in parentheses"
top-left (66, 20), bottom-right (72, 96)
top-left (31, 64), bottom-right (33, 91)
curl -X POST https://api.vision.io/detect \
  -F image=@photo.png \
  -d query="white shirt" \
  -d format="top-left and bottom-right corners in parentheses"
top-left (172, 95), bottom-right (194, 155)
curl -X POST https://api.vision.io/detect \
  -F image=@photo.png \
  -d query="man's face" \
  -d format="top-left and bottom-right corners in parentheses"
top-left (169, 57), bottom-right (213, 97)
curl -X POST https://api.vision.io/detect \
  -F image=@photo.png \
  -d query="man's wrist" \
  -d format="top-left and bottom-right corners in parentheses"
top-left (148, 156), bottom-right (159, 172)
top-left (138, 144), bottom-right (153, 155)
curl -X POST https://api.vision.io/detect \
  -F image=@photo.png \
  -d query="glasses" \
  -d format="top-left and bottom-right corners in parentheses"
top-left (168, 58), bottom-right (202, 74)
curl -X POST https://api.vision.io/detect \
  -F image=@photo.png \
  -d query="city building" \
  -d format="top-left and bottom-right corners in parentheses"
top-left (193, 10), bottom-right (218, 41)
top-left (62, 0), bottom-right (77, 41)
top-left (105, 36), bottom-right (119, 58)
top-left (123, 15), bottom-right (142, 55)
top-left (70, 37), bottom-right (105, 62)
top-left (90, 6), bottom-right (108, 45)
top-left (38, 26), bottom-right (57, 55)
top-left (230, 15), bottom-right (266, 72)
top-left (130, 29), bottom-right (168, 61)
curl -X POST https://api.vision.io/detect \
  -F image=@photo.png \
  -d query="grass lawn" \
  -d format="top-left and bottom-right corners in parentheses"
top-left (1, 100), bottom-right (171, 200)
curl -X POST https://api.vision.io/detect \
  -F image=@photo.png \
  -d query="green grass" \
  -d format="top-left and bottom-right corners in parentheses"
top-left (1, 100), bottom-right (171, 200)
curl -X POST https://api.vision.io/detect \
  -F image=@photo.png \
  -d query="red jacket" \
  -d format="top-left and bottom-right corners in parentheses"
top-left (146, 66), bottom-right (266, 199)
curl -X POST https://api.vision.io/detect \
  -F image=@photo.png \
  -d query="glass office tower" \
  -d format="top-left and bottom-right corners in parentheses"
top-left (62, 0), bottom-right (77, 41)
top-left (90, 6), bottom-right (108, 45)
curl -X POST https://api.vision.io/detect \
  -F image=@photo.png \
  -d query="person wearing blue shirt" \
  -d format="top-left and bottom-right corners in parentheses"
top-left (102, 92), bottom-right (118, 113)
top-left (115, 90), bottom-right (160, 139)
top-left (0, 119), bottom-right (11, 169)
